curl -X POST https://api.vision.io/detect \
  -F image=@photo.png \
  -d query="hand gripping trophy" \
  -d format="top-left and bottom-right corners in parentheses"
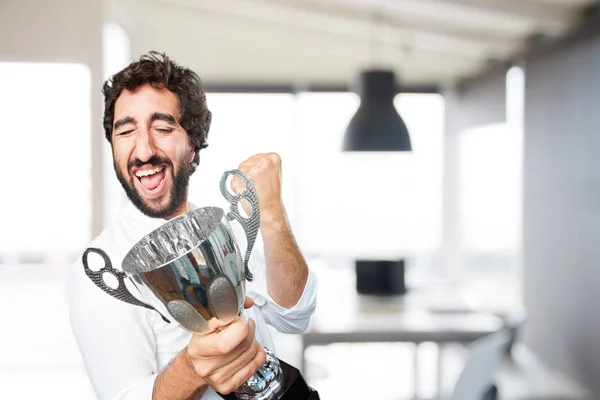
top-left (82, 170), bottom-right (319, 400)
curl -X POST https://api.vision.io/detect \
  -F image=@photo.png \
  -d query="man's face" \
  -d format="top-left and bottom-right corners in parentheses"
top-left (111, 84), bottom-right (195, 219)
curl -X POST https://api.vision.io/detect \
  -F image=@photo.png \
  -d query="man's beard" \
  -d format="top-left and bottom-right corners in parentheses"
top-left (114, 154), bottom-right (193, 219)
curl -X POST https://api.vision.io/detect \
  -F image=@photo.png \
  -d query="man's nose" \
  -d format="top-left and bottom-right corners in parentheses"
top-left (134, 128), bottom-right (156, 162)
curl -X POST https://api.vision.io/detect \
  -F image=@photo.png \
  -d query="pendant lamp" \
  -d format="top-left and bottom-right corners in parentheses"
top-left (342, 69), bottom-right (412, 151)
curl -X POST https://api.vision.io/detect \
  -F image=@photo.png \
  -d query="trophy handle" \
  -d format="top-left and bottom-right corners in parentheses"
top-left (82, 247), bottom-right (170, 323)
top-left (219, 169), bottom-right (260, 282)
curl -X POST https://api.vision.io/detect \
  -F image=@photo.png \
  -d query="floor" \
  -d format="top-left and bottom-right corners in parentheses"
top-left (0, 262), bottom-right (503, 400)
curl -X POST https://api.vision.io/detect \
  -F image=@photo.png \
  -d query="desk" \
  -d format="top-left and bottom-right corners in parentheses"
top-left (300, 266), bottom-right (504, 397)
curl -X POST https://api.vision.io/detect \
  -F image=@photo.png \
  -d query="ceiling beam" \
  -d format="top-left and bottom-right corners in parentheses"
top-left (451, 0), bottom-right (598, 91)
top-left (151, 0), bottom-right (520, 61)
top-left (278, 0), bottom-right (577, 37)
top-left (414, 0), bottom-right (577, 35)
top-left (521, 1), bottom-right (600, 62)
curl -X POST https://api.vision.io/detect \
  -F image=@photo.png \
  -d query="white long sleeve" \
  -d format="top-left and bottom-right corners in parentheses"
top-left (66, 202), bottom-right (317, 400)
top-left (67, 259), bottom-right (159, 400)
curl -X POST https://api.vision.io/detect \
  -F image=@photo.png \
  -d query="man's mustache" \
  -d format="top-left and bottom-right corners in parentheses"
top-left (129, 155), bottom-right (173, 170)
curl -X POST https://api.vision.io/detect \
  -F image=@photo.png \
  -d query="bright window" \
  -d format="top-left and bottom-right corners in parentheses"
top-left (459, 122), bottom-right (522, 252)
top-left (295, 92), bottom-right (444, 257)
top-left (188, 94), bottom-right (296, 219)
top-left (0, 62), bottom-right (92, 261)
top-left (186, 92), bottom-right (444, 259)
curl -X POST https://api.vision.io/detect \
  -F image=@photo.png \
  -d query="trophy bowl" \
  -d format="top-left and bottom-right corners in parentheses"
top-left (121, 206), bottom-right (246, 332)
top-left (121, 204), bottom-right (282, 398)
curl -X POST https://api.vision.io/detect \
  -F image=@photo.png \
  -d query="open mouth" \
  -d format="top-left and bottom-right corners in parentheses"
top-left (134, 165), bottom-right (167, 198)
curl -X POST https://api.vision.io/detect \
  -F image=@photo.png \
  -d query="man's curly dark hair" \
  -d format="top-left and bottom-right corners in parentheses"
top-left (102, 51), bottom-right (211, 173)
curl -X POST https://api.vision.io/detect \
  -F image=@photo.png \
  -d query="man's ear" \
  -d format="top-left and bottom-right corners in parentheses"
top-left (188, 137), bottom-right (196, 163)
top-left (189, 142), bottom-right (199, 172)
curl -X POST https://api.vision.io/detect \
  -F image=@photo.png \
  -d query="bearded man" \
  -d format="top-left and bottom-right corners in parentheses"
top-left (67, 51), bottom-right (317, 400)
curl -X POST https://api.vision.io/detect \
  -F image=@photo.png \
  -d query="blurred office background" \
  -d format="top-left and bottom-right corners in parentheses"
top-left (1, 0), bottom-right (599, 399)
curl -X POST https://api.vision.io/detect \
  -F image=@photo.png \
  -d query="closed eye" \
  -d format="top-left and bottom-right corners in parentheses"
top-left (117, 129), bottom-right (134, 136)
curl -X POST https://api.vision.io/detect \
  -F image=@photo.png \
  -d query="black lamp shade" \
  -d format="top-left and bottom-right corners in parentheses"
top-left (343, 70), bottom-right (412, 151)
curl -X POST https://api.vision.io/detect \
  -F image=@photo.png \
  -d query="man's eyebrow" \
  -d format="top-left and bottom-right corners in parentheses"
top-left (114, 116), bottom-right (136, 131)
top-left (150, 112), bottom-right (177, 125)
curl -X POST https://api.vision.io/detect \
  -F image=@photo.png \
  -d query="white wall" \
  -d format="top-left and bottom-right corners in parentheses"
top-left (523, 27), bottom-right (600, 396)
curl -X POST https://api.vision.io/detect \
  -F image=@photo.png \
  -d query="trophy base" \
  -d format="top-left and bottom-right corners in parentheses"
top-left (221, 358), bottom-right (319, 400)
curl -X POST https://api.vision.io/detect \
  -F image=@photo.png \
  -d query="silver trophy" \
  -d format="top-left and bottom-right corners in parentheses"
top-left (82, 170), bottom-right (317, 399)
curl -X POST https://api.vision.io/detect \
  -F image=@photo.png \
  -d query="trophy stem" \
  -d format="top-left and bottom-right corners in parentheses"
top-left (220, 349), bottom-right (320, 400)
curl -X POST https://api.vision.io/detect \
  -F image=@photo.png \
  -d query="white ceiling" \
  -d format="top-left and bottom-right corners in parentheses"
top-left (108, 0), bottom-right (596, 88)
